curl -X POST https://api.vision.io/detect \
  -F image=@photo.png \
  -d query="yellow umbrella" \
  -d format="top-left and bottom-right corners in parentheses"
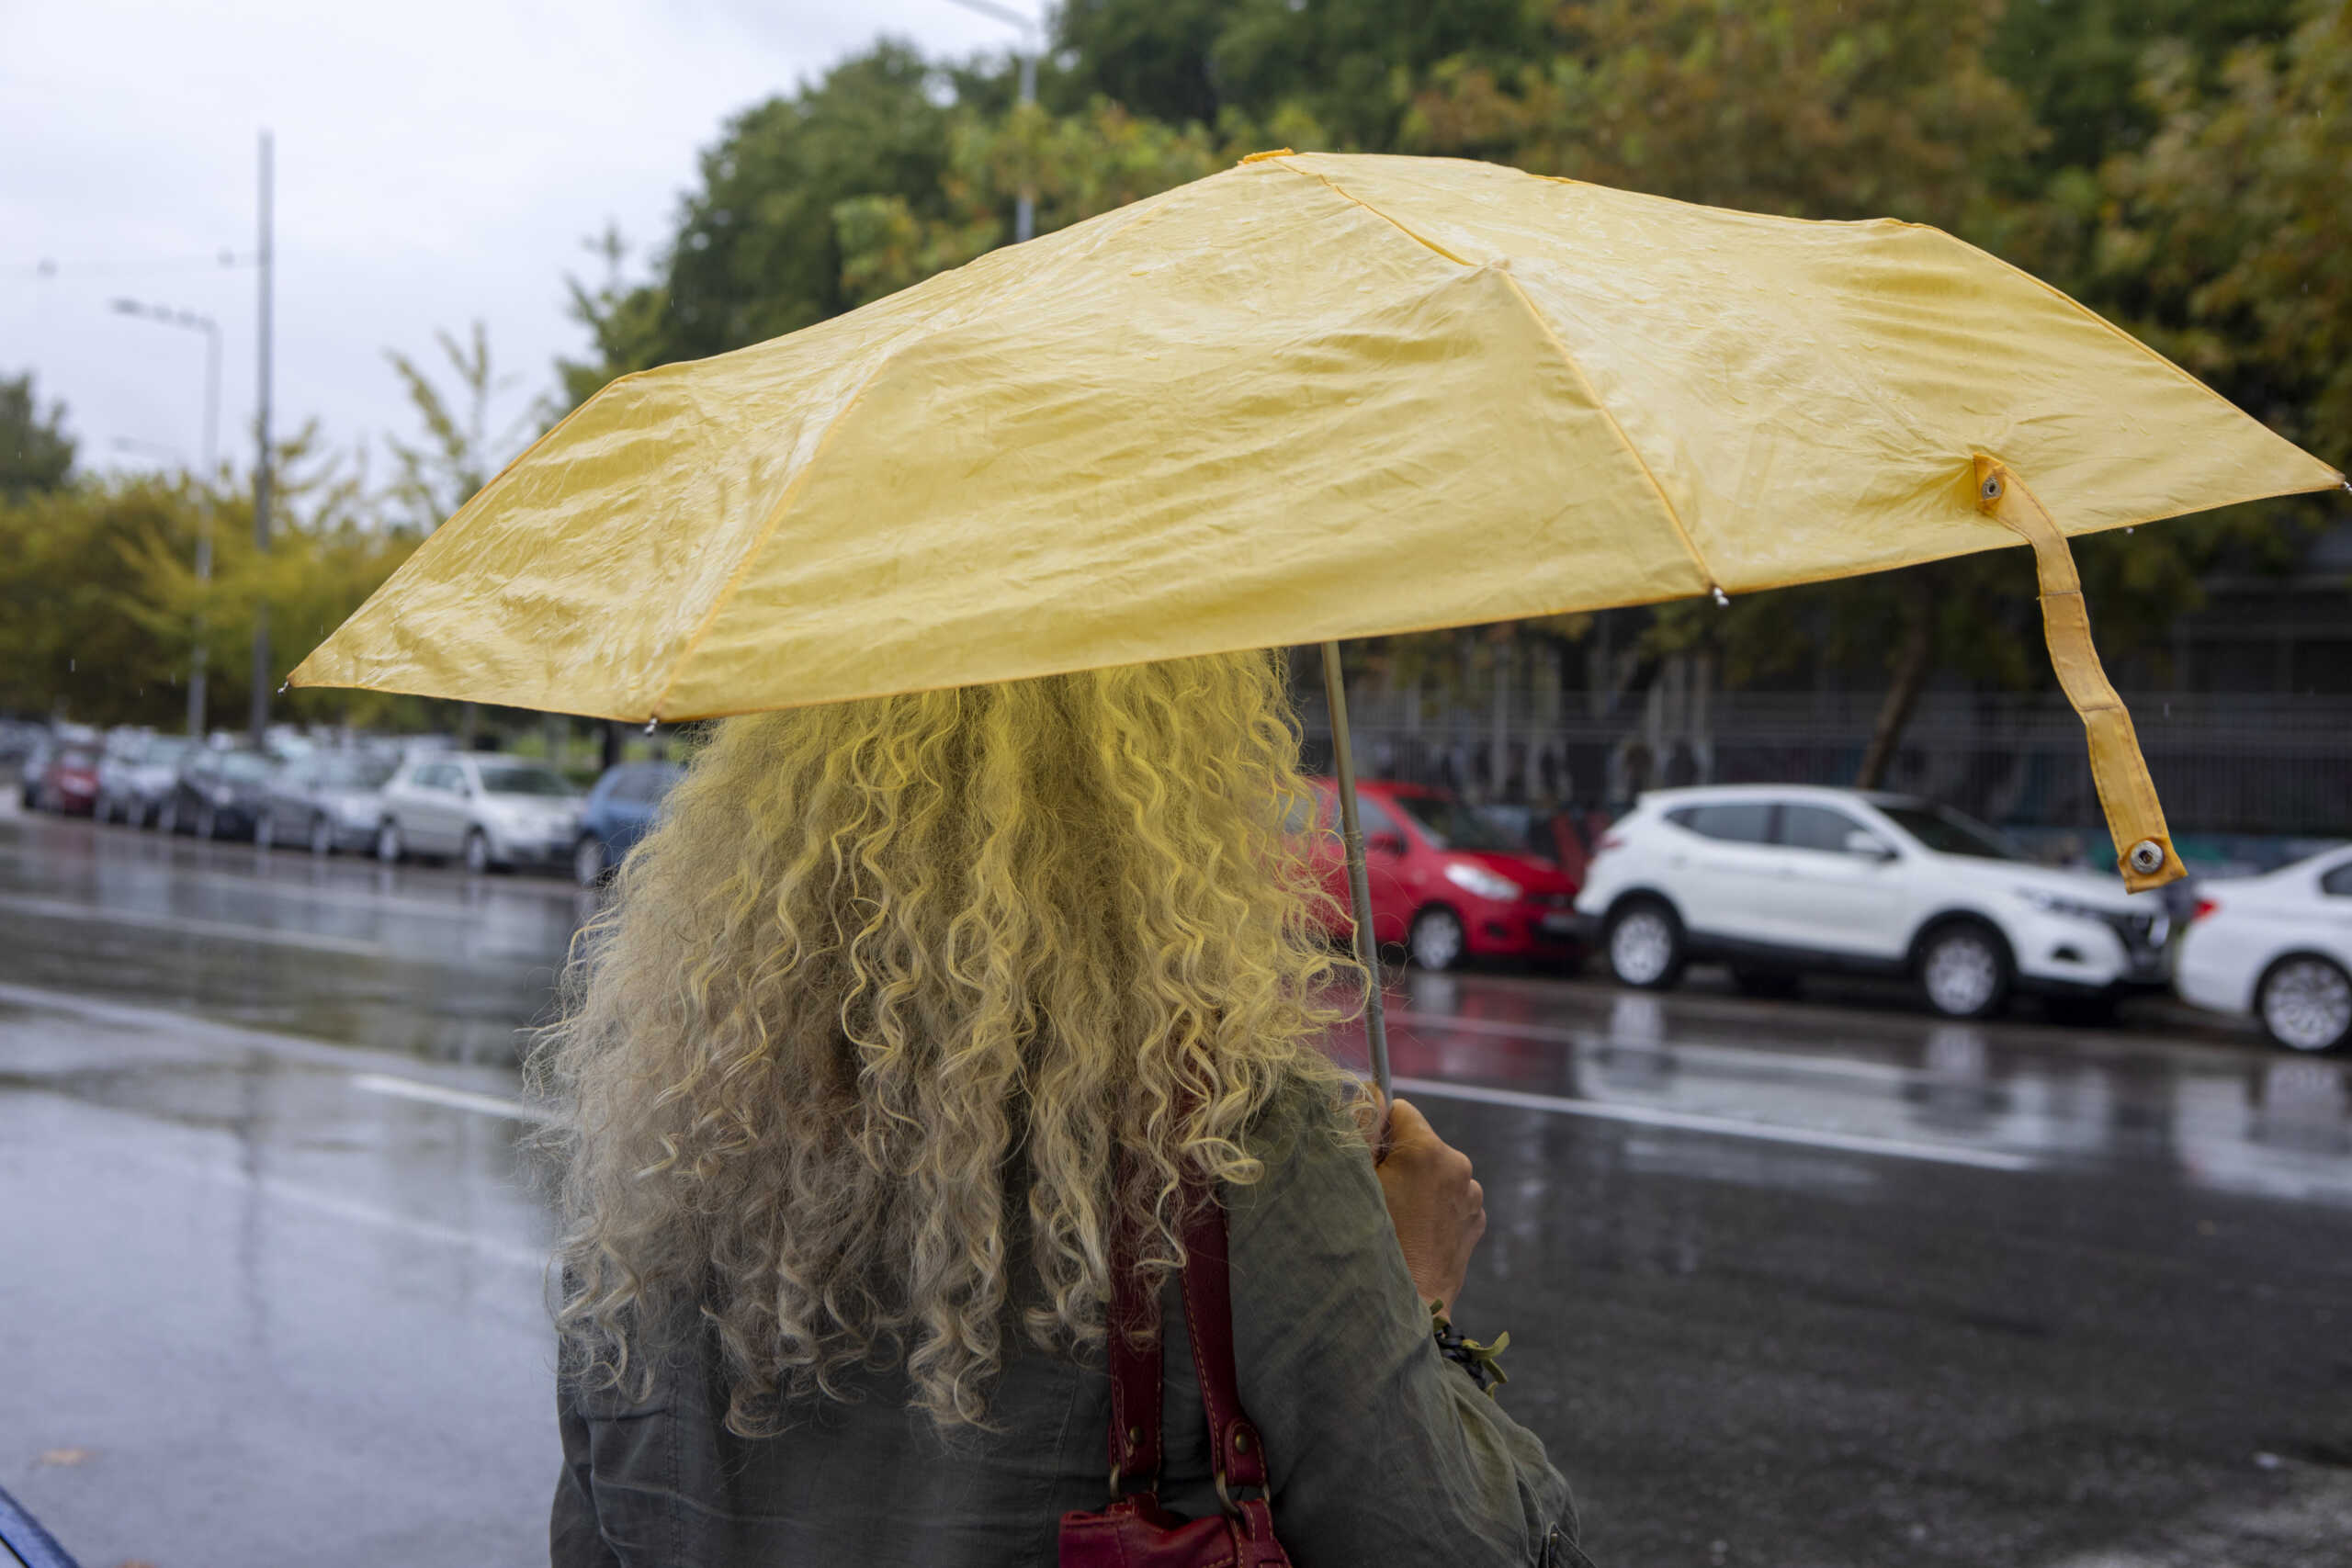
top-left (294, 151), bottom-right (2340, 1083)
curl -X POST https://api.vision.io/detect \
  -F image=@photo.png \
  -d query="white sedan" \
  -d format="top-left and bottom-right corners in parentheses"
top-left (2176, 846), bottom-right (2352, 1053)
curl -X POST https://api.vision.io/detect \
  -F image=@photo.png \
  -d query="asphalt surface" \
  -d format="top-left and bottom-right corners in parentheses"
top-left (4, 803), bottom-right (2349, 1567)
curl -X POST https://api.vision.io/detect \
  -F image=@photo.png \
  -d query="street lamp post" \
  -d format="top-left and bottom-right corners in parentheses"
top-left (942, 0), bottom-right (1040, 243)
top-left (251, 130), bottom-right (275, 750)
top-left (111, 299), bottom-right (221, 736)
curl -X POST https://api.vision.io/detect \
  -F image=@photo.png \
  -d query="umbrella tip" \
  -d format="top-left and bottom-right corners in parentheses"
top-left (1712, 586), bottom-right (1730, 607)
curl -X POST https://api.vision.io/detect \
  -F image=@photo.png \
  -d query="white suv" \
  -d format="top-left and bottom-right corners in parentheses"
top-left (1574, 785), bottom-right (2170, 1020)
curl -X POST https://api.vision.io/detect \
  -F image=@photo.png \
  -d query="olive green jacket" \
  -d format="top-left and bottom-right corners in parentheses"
top-left (553, 1091), bottom-right (1589, 1567)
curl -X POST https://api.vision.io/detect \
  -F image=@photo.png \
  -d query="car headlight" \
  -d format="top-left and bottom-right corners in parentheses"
top-left (2015, 887), bottom-right (2117, 924)
top-left (1443, 863), bottom-right (1522, 901)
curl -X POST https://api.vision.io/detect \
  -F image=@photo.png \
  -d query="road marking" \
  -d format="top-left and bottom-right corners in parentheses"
top-left (1392, 1007), bottom-right (1917, 1087)
top-left (1391, 1075), bottom-right (2038, 1172)
top-left (353, 1072), bottom-right (554, 1125)
top-left (180, 1156), bottom-right (548, 1270)
top-left (0, 893), bottom-right (390, 958)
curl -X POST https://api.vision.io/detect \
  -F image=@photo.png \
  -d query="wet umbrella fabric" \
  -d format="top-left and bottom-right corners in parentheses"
top-left (293, 151), bottom-right (2340, 894)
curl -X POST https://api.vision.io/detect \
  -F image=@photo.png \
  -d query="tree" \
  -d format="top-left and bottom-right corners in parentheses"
top-left (1054, 0), bottom-right (1545, 147)
top-left (1, 371), bottom-right (76, 501)
top-left (2095, 0), bottom-right (2352, 469)
top-left (833, 100), bottom-right (1225, 306)
top-left (564, 43), bottom-right (958, 408)
top-left (385, 321), bottom-right (542, 530)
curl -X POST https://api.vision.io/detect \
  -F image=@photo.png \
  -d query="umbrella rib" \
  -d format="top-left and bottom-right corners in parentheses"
top-left (1277, 159), bottom-right (1722, 598)
top-left (639, 349), bottom-right (905, 722)
top-left (1489, 265), bottom-right (1722, 596)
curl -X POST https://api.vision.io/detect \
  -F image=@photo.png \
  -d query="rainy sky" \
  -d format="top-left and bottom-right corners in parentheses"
top-left (3, 0), bottom-right (1023, 482)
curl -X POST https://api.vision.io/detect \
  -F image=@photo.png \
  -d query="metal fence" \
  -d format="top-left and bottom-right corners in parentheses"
top-left (1299, 684), bottom-right (2352, 840)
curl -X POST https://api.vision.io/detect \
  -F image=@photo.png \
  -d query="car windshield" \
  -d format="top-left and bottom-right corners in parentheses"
top-left (143, 737), bottom-right (195, 763)
top-left (316, 756), bottom-right (397, 790)
top-left (1875, 801), bottom-right (2021, 861)
top-left (477, 764), bottom-right (575, 798)
top-left (1387, 792), bottom-right (1521, 852)
top-left (219, 753), bottom-right (272, 782)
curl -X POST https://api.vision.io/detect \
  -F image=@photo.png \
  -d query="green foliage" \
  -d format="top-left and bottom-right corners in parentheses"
top-left (385, 321), bottom-right (543, 529)
top-left (1406, 0), bottom-right (2038, 233)
top-left (1987, 0), bottom-right (2298, 178)
top-left (2, 371), bottom-right (76, 501)
top-left (1055, 0), bottom-right (1546, 147)
top-left (563, 42), bottom-right (957, 405)
top-left (2095, 0), bottom-right (2352, 468)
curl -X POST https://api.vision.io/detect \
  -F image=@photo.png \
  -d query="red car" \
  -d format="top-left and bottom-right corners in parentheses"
top-left (1304, 778), bottom-right (1583, 971)
top-left (33, 744), bottom-right (102, 816)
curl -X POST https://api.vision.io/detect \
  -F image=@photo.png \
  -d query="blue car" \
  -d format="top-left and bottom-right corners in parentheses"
top-left (571, 761), bottom-right (683, 886)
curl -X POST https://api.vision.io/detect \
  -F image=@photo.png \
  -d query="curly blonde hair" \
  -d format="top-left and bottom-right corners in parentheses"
top-left (532, 649), bottom-right (1363, 1433)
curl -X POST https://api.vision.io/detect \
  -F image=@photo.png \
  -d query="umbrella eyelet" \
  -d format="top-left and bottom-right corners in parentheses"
top-left (1980, 475), bottom-right (2004, 502)
top-left (2126, 839), bottom-right (2165, 875)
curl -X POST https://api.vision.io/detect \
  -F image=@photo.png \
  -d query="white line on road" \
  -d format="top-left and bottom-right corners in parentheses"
top-left (1392, 1008), bottom-right (1917, 1088)
top-left (0, 892), bottom-right (390, 958)
top-left (353, 1073), bottom-right (555, 1125)
top-left (1391, 1076), bottom-right (2038, 1172)
top-left (180, 1156), bottom-right (549, 1270)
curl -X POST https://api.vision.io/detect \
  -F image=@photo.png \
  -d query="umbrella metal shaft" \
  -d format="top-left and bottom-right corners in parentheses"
top-left (1319, 641), bottom-right (1391, 1100)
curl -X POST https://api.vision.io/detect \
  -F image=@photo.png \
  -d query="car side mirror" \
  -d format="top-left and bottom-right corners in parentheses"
top-left (1845, 829), bottom-right (1896, 861)
top-left (1367, 832), bottom-right (1406, 857)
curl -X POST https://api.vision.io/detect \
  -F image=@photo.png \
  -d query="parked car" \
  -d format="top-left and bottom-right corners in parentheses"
top-left (28, 742), bottom-right (102, 815)
top-left (157, 748), bottom-right (278, 840)
top-left (1575, 785), bottom-right (2171, 1020)
top-left (97, 733), bottom-right (198, 825)
top-left (256, 750), bottom-right (401, 854)
top-left (375, 753), bottom-right (583, 874)
top-left (572, 761), bottom-right (684, 886)
top-left (2175, 845), bottom-right (2352, 1053)
top-left (1304, 777), bottom-right (1583, 971)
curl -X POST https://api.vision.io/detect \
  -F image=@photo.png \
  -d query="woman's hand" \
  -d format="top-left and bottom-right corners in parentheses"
top-left (1361, 1092), bottom-right (1485, 1317)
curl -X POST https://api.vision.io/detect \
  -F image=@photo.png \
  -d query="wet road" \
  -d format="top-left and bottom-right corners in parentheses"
top-left (5, 806), bottom-right (2350, 1566)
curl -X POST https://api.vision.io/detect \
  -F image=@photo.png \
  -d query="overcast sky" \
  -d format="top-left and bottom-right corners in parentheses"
top-left (3, 0), bottom-right (1024, 486)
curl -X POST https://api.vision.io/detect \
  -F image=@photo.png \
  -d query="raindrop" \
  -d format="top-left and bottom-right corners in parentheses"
top-left (68, 658), bottom-right (75, 672)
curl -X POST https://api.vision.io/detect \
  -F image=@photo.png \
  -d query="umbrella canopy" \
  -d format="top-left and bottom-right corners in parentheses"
top-left (294, 151), bottom-right (2339, 887)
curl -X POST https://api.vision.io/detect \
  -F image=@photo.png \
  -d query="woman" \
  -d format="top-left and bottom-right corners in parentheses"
top-left (538, 651), bottom-right (1589, 1565)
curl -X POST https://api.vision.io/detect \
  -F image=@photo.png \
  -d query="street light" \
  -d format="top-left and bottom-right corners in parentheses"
top-left (111, 298), bottom-right (222, 737)
top-left (941, 0), bottom-right (1041, 243)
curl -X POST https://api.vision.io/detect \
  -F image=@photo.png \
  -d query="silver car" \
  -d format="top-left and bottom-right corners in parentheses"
top-left (375, 753), bottom-right (583, 874)
top-left (256, 750), bottom-right (401, 854)
top-left (97, 733), bottom-right (198, 826)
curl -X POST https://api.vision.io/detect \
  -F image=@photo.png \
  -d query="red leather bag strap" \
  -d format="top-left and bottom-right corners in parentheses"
top-left (1175, 1183), bottom-right (1269, 1495)
top-left (1105, 1200), bottom-right (1164, 1492)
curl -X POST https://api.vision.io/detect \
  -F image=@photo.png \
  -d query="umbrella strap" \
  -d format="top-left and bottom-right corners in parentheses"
top-left (1973, 457), bottom-right (2184, 894)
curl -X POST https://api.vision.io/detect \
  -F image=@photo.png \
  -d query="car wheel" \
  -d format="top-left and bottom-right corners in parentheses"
top-left (1917, 921), bottom-right (2011, 1020)
top-left (254, 811), bottom-right (276, 851)
top-left (1730, 964), bottom-right (1803, 999)
top-left (1408, 906), bottom-right (1467, 972)
top-left (572, 834), bottom-right (607, 888)
top-left (310, 815), bottom-right (334, 856)
top-left (464, 829), bottom-right (492, 875)
top-left (195, 803), bottom-right (218, 840)
top-left (376, 821), bottom-right (404, 864)
top-left (2256, 955), bottom-right (2352, 1054)
top-left (1605, 897), bottom-right (1685, 990)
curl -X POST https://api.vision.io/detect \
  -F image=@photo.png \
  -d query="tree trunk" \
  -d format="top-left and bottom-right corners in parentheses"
top-left (1855, 575), bottom-right (1936, 789)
